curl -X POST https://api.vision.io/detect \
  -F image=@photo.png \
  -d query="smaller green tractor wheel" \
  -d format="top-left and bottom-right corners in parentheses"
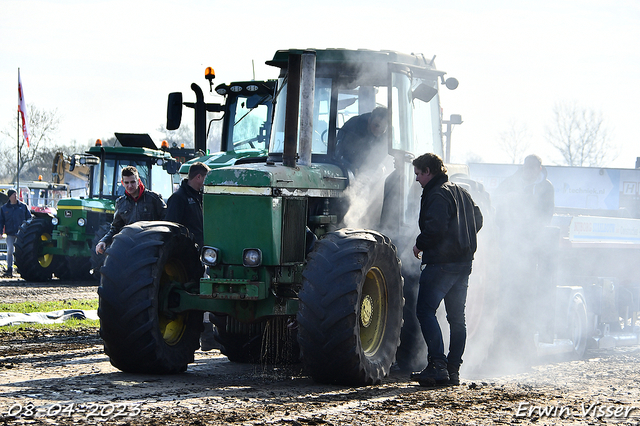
top-left (212, 314), bottom-right (300, 365)
top-left (14, 218), bottom-right (66, 282)
top-left (90, 223), bottom-right (111, 280)
top-left (298, 229), bottom-right (404, 386)
top-left (98, 221), bottom-right (204, 374)
top-left (56, 256), bottom-right (93, 281)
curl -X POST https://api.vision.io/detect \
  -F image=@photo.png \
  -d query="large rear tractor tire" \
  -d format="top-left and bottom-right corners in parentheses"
top-left (14, 218), bottom-right (66, 282)
top-left (297, 229), bottom-right (404, 386)
top-left (98, 221), bottom-right (204, 374)
top-left (90, 223), bottom-right (111, 280)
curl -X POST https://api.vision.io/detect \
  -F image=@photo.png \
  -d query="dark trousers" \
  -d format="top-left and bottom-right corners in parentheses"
top-left (415, 261), bottom-right (472, 368)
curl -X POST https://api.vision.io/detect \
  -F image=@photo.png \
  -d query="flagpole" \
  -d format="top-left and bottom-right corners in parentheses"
top-left (17, 68), bottom-right (20, 195)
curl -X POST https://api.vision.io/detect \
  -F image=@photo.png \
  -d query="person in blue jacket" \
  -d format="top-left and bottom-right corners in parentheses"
top-left (0, 189), bottom-right (32, 278)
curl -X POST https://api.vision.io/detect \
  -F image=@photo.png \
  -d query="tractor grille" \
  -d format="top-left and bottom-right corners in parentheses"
top-left (281, 197), bottom-right (307, 264)
top-left (86, 211), bottom-right (113, 234)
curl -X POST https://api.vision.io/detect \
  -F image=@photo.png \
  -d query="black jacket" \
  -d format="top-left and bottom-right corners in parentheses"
top-left (416, 174), bottom-right (483, 264)
top-left (166, 179), bottom-right (204, 247)
top-left (0, 201), bottom-right (32, 236)
top-left (100, 188), bottom-right (166, 246)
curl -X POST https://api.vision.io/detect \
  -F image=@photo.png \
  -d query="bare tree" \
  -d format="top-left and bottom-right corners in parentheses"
top-left (0, 104), bottom-right (60, 182)
top-left (498, 120), bottom-right (531, 164)
top-left (545, 102), bottom-right (617, 167)
top-left (158, 124), bottom-right (194, 149)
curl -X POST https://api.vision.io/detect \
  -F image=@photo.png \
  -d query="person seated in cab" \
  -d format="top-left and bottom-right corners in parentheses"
top-left (335, 106), bottom-right (389, 175)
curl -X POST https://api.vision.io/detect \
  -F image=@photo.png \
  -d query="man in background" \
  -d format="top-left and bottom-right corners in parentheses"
top-left (0, 189), bottom-right (32, 278)
top-left (166, 162), bottom-right (210, 248)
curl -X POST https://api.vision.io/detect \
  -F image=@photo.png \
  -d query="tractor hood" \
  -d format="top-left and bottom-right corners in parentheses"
top-left (204, 162), bottom-right (347, 194)
top-left (56, 197), bottom-right (115, 213)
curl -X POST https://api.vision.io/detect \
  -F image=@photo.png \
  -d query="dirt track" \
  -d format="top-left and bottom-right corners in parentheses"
top-left (2, 277), bottom-right (640, 425)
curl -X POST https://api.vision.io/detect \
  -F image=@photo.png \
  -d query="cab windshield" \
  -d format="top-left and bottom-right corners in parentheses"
top-left (90, 159), bottom-right (150, 199)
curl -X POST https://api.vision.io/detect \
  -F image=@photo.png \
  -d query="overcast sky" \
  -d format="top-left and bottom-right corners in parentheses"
top-left (2, 0), bottom-right (638, 168)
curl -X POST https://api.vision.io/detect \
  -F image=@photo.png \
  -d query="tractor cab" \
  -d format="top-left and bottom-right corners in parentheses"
top-left (176, 79), bottom-right (277, 177)
top-left (263, 49), bottom-right (458, 235)
top-left (87, 133), bottom-right (177, 202)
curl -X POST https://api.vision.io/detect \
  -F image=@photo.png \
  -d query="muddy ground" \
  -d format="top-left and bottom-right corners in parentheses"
top-left (1, 276), bottom-right (640, 425)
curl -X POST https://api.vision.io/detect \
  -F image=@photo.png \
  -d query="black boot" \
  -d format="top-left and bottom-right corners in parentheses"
top-left (411, 359), bottom-right (449, 386)
top-left (447, 365), bottom-right (460, 386)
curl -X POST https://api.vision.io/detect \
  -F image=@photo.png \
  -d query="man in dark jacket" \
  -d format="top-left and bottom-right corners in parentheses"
top-left (0, 189), bottom-right (32, 277)
top-left (335, 106), bottom-right (389, 174)
top-left (166, 162), bottom-right (216, 351)
top-left (410, 153), bottom-right (483, 387)
top-left (95, 166), bottom-right (166, 255)
top-left (166, 162), bottom-right (210, 248)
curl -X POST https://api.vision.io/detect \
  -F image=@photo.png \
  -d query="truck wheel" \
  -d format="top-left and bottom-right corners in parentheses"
top-left (569, 295), bottom-right (588, 358)
top-left (14, 218), bottom-right (65, 282)
top-left (98, 221), bottom-right (204, 374)
top-left (298, 229), bottom-right (404, 386)
top-left (90, 223), bottom-right (110, 280)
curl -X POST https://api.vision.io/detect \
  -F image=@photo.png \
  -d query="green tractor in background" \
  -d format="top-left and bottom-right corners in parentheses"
top-left (14, 71), bottom-right (276, 283)
top-left (14, 134), bottom-right (181, 282)
top-left (98, 49), bottom-right (461, 385)
top-left (167, 71), bottom-right (276, 176)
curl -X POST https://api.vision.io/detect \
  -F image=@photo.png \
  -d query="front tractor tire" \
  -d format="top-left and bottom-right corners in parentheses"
top-left (14, 218), bottom-right (66, 282)
top-left (98, 221), bottom-right (204, 374)
top-left (297, 229), bottom-right (404, 386)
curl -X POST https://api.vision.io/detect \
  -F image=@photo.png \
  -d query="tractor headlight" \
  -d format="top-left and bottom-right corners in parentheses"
top-left (201, 247), bottom-right (220, 266)
top-left (242, 248), bottom-right (262, 267)
top-left (51, 217), bottom-right (59, 226)
top-left (77, 218), bottom-right (86, 227)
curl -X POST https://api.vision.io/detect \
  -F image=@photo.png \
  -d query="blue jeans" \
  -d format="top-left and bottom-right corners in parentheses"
top-left (415, 261), bottom-right (472, 368)
top-left (5, 235), bottom-right (16, 273)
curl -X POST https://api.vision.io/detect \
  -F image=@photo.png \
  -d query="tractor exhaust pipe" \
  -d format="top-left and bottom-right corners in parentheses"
top-left (283, 53), bottom-right (302, 168)
top-left (191, 83), bottom-right (207, 155)
top-left (298, 51), bottom-right (316, 166)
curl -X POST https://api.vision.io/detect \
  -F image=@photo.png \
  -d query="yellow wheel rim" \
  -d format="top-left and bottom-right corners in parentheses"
top-left (158, 259), bottom-right (188, 345)
top-left (38, 233), bottom-right (54, 268)
top-left (359, 267), bottom-right (388, 356)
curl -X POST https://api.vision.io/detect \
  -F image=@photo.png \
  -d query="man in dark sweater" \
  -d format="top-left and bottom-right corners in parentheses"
top-left (410, 153), bottom-right (483, 387)
top-left (165, 162), bottom-right (210, 248)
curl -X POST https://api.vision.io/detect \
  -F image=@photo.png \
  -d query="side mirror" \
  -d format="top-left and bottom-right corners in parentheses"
top-left (167, 92), bottom-right (183, 130)
top-left (449, 114), bottom-right (463, 125)
top-left (412, 83), bottom-right (438, 103)
top-left (445, 78), bottom-right (459, 90)
top-left (163, 159), bottom-right (181, 175)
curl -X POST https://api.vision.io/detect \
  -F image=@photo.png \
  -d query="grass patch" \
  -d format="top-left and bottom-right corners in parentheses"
top-left (0, 299), bottom-right (99, 332)
top-left (0, 299), bottom-right (98, 314)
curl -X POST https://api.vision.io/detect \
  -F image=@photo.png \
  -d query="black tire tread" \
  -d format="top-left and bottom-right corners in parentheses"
top-left (14, 218), bottom-right (59, 282)
top-left (98, 221), bottom-right (203, 374)
top-left (298, 229), bottom-right (403, 386)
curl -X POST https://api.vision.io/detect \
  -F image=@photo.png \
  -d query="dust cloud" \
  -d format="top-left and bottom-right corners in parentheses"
top-left (337, 152), bottom-right (640, 381)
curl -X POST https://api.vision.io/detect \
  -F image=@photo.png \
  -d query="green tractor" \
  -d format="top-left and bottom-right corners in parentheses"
top-left (98, 49), bottom-right (459, 385)
top-left (14, 134), bottom-right (180, 282)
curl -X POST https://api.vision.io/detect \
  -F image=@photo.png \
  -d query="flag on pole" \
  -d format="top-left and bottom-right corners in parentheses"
top-left (18, 70), bottom-right (30, 148)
